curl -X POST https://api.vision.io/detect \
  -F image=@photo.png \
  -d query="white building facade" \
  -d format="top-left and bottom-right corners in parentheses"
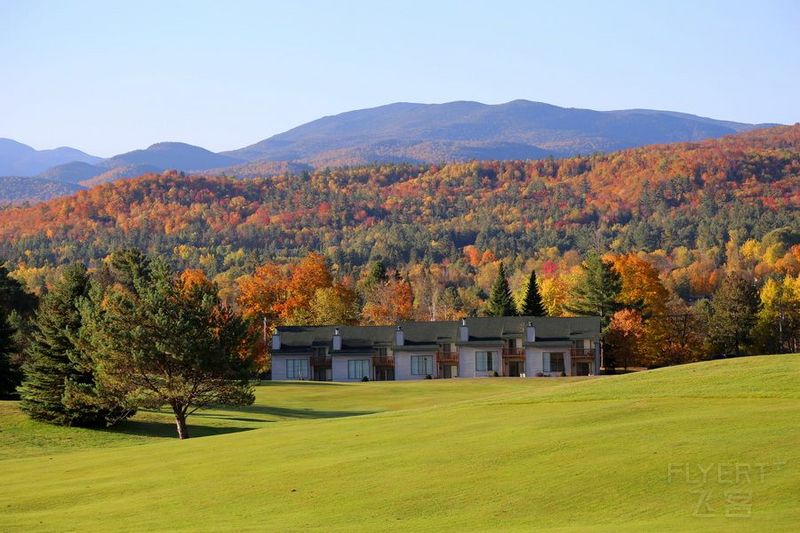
top-left (271, 317), bottom-right (601, 382)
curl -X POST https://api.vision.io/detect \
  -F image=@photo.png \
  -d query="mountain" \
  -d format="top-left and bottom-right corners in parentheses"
top-left (225, 100), bottom-right (776, 166)
top-left (29, 142), bottom-right (246, 189)
top-left (0, 138), bottom-right (100, 176)
top-left (0, 176), bottom-right (85, 204)
top-left (0, 125), bottom-right (797, 277)
top-left (103, 142), bottom-right (243, 172)
top-left (37, 161), bottom-right (105, 184)
top-left (1, 100), bottom-right (782, 202)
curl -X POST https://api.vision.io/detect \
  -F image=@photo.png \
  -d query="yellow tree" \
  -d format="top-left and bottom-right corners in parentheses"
top-left (609, 254), bottom-right (672, 366)
top-left (754, 275), bottom-right (800, 353)
top-left (539, 272), bottom-right (577, 316)
top-left (309, 284), bottom-right (360, 325)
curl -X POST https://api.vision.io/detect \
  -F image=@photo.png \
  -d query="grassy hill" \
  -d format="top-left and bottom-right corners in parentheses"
top-left (1, 356), bottom-right (798, 531)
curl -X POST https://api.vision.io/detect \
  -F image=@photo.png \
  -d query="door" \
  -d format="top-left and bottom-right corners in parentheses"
top-left (575, 362), bottom-right (590, 376)
top-left (508, 361), bottom-right (522, 377)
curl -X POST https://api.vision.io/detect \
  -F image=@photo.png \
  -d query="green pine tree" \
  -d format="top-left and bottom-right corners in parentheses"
top-left (519, 269), bottom-right (546, 316)
top-left (485, 262), bottom-right (517, 316)
top-left (567, 253), bottom-right (624, 330)
top-left (0, 263), bottom-right (37, 316)
top-left (707, 272), bottom-right (759, 356)
top-left (0, 307), bottom-right (17, 398)
top-left (18, 264), bottom-right (128, 427)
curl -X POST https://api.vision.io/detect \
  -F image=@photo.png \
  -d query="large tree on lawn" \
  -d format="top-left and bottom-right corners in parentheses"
top-left (83, 258), bottom-right (255, 439)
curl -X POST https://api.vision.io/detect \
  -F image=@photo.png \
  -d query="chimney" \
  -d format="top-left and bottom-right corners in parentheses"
top-left (525, 321), bottom-right (536, 343)
top-left (332, 327), bottom-right (342, 351)
top-left (458, 318), bottom-right (469, 342)
top-left (395, 325), bottom-right (404, 346)
top-left (271, 330), bottom-right (281, 350)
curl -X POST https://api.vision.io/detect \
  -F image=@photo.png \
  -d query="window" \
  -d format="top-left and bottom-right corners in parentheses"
top-left (286, 359), bottom-right (309, 379)
top-left (411, 355), bottom-right (433, 376)
top-left (348, 359), bottom-right (370, 380)
top-left (544, 352), bottom-right (565, 373)
top-left (375, 347), bottom-right (388, 357)
top-left (475, 351), bottom-right (495, 372)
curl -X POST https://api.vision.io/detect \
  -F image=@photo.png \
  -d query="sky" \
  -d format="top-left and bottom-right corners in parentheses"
top-left (1, 0), bottom-right (798, 157)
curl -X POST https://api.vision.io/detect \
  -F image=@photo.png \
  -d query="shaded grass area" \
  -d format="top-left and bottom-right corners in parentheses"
top-left (1, 377), bottom-right (557, 459)
top-left (1, 356), bottom-right (798, 531)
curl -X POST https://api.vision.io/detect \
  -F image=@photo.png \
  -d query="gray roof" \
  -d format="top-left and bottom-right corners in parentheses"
top-left (273, 316), bottom-right (600, 355)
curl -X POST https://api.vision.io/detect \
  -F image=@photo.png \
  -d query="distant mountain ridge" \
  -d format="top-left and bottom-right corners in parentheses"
top-left (26, 142), bottom-right (245, 187)
top-left (0, 100), bottom-right (781, 202)
top-left (224, 100), bottom-right (776, 165)
top-left (0, 138), bottom-right (100, 176)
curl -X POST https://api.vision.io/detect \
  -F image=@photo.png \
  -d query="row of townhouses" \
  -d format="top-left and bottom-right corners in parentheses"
top-left (271, 316), bottom-right (601, 382)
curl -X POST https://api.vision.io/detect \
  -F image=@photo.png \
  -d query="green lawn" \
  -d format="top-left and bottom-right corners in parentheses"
top-left (1, 355), bottom-right (798, 531)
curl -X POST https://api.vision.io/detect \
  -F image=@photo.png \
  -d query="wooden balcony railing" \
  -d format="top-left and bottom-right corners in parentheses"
top-left (570, 348), bottom-right (595, 360)
top-left (436, 351), bottom-right (459, 364)
top-left (373, 355), bottom-right (395, 367)
top-left (502, 347), bottom-right (526, 359)
top-left (310, 355), bottom-right (332, 367)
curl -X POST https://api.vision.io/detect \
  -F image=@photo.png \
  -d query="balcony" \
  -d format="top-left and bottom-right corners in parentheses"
top-left (373, 355), bottom-right (395, 367)
top-left (310, 355), bottom-right (332, 367)
top-left (570, 348), bottom-right (595, 360)
top-left (502, 347), bottom-right (526, 360)
top-left (436, 351), bottom-right (459, 364)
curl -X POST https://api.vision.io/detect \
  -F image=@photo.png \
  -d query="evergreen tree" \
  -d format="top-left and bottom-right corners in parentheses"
top-left (567, 253), bottom-right (624, 330)
top-left (18, 264), bottom-right (128, 427)
top-left (485, 262), bottom-right (517, 316)
top-left (0, 263), bottom-right (37, 316)
top-left (0, 263), bottom-right (36, 396)
top-left (707, 272), bottom-right (759, 356)
top-left (519, 269), bottom-right (546, 316)
top-left (362, 261), bottom-right (388, 290)
top-left (0, 307), bottom-right (17, 398)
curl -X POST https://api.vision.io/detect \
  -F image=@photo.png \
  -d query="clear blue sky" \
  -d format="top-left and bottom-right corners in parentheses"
top-left (1, 0), bottom-right (798, 157)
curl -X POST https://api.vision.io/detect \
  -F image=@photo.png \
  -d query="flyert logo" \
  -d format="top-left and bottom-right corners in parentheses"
top-left (667, 462), bottom-right (787, 518)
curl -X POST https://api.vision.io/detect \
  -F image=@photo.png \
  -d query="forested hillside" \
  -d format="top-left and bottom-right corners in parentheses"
top-left (1, 125), bottom-right (797, 272)
top-left (1, 125), bottom-right (799, 366)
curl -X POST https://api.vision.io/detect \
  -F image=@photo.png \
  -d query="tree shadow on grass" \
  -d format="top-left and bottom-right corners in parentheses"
top-left (103, 404), bottom-right (376, 439)
top-left (105, 418), bottom-right (256, 439)
top-left (232, 405), bottom-right (377, 419)
top-left (256, 381), bottom-right (348, 387)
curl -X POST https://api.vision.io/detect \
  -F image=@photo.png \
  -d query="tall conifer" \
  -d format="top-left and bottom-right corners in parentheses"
top-left (519, 270), bottom-right (546, 316)
top-left (567, 253), bottom-right (624, 330)
top-left (0, 308), bottom-right (16, 398)
top-left (19, 264), bottom-right (127, 426)
top-left (486, 262), bottom-right (517, 316)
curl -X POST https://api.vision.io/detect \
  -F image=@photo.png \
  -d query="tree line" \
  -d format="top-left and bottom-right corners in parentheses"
top-left (1, 243), bottom-right (796, 437)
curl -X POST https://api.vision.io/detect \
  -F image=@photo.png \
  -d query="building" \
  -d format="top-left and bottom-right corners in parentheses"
top-left (270, 316), bottom-right (601, 381)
